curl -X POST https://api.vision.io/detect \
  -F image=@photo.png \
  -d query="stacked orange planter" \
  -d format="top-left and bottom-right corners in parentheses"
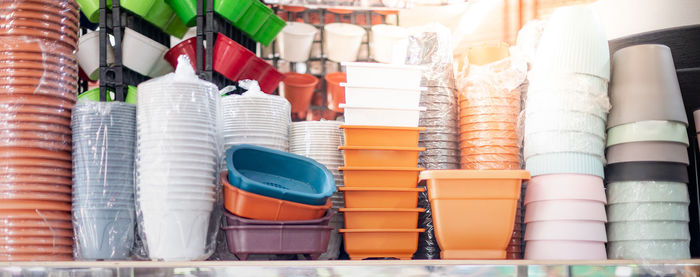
top-left (419, 170), bottom-right (530, 259)
top-left (338, 125), bottom-right (426, 260)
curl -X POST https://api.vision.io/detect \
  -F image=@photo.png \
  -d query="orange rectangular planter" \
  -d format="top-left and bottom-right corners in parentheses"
top-left (222, 172), bottom-right (330, 221)
top-left (339, 166), bottom-right (423, 188)
top-left (339, 146), bottom-right (424, 167)
top-left (339, 228), bottom-right (424, 260)
top-left (419, 170), bottom-right (529, 260)
top-left (340, 125), bottom-right (425, 147)
top-left (339, 186), bottom-right (424, 208)
top-left (340, 208), bottom-right (423, 229)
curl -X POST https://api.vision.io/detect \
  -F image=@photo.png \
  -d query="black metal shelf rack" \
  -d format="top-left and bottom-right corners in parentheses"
top-left (195, 0), bottom-right (258, 89)
top-left (98, 0), bottom-right (171, 101)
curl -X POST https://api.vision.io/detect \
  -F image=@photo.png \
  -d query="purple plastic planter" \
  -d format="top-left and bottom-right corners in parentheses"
top-left (222, 210), bottom-right (334, 260)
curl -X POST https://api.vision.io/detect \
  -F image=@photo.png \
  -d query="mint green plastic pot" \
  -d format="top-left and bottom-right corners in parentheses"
top-left (122, 0), bottom-right (156, 17)
top-left (214, 0), bottom-right (253, 24)
top-left (235, 0), bottom-right (271, 37)
top-left (252, 14), bottom-right (285, 46)
top-left (164, 14), bottom-right (189, 38)
top-left (165, 0), bottom-right (197, 27)
top-left (145, 0), bottom-right (174, 29)
top-left (77, 0), bottom-right (111, 22)
top-left (79, 88), bottom-right (113, 102)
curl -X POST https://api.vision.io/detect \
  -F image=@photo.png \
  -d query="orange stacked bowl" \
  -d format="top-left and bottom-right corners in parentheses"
top-left (457, 42), bottom-right (524, 171)
top-left (0, 0), bottom-right (79, 261)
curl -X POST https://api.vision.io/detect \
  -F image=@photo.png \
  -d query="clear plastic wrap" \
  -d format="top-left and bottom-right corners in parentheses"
top-left (607, 181), bottom-right (690, 204)
top-left (515, 19), bottom-right (546, 68)
top-left (134, 56), bottom-right (221, 261)
top-left (608, 240), bottom-right (691, 260)
top-left (405, 24), bottom-right (456, 89)
top-left (71, 101), bottom-right (136, 260)
top-left (456, 46), bottom-right (527, 170)
top-left (524, 132), bottom-right (605, 161)
top-left (221, 81), bottom-right (291, 153)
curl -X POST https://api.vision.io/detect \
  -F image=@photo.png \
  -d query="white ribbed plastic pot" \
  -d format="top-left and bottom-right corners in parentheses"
top-left (123, 27), bottom-right (169, 76)
top-left (324, 23), bottom-right (366, 62)
top-left (370, 24), bottom-right (409, 64)
top-left (77, 30), bottom-right (114, 81)
top-left (278, 22), bottom-right (318, 62)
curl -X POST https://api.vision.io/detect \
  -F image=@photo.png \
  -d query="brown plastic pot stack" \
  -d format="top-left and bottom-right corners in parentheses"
top-left (0, 0), bottom-right (79, 262)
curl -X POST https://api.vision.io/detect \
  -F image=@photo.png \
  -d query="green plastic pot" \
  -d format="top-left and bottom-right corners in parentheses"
top-left (125, 86), bottom-right (138, 105)
top-left (214, 0), bottom-right (253, 24)
top-left (164, 14), bottom-right (189, 38)
top-left (165, 0), bottom-right (197, 27)
top-left (78, 88), bottom-right (113, 102)
top-left (235, 0), bottom-right (271, 37)
top-left (145, 0), bottom-right (174, 29)
top-left (77, 0), bottom-right (111, 23)
top-left (122, 0), bottom-right (156, 17)
top-left (252, 14), bottom-right (286, 46)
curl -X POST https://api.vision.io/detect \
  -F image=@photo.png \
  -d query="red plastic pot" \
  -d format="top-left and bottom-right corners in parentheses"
top-left (282, 73), bottom-right (318, 113)
top-left (165, 37), bottom-right (200, 70)
top-left (213, 33), bottom-right (256, 82)
top-left (325, 72), bottom-right (346, 112)
top-left (258, 68), bottom-right (284, 94)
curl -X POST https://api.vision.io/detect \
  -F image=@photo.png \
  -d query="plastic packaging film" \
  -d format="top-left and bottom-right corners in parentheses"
top-left (221, 81), bottom-right (291, 154)
top-left (405, 23), bottom-right (456, 89)
top-left (134, 56), bottom-right (222, 261)
top-left (71, 101), bottom-right (136, 260)
top-left (607, 181), bottom-right (690, 204)
top-left (455, 46), bottom-right (528, 170)
top-left (514, 19), bottom-right (546, 68)
top-left (524, 110), bottom-right (606, 139)
top-left (289, 120), bottom-right (344, 260)
top-left (524, 131), bottom-right (605, 161)
top-left (0, 0), bottom-right (79, 262)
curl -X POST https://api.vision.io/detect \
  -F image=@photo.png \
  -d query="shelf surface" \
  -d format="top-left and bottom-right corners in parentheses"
top-left (2, 260), bottom-right (700, 276)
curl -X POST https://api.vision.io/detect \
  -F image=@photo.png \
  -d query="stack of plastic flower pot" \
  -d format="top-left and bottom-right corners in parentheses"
top-left (458, 42), bottom-right (526, 171)
top-left (0, 0), bottom-right (79, 262)
top-left (222, 144), bottom-right (336, 260)
top-left (605, 44), bottom-right (691, 260)
top-left (289, 120), bottom-right (345, 260)
top-left (522, 6), bottom-right (611, 260)
top-left (405, 25), bottom-right (459, 259)
top-left (337, 62), bottom-right (426, 260)
top-left (221, 84), bottom-right (291, 154)
top-left (136, 57), bottom-right (220, 261)
top-left (72, 100), bottom-right (136, 260)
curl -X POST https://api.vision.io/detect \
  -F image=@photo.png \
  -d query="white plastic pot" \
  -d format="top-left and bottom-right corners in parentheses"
top-left (342, 83), bottom-right (423, 108)
top-left (77, 30), bottom-right (114, 80)
top-left (340, 104), bottom-right (426, 127)
top-left (324, 23), bottom-right (366, 62)
top-left (343, 62), bottom-right (423, 89)
top-left (370, 24), bottom-right (409, 64)
top-left (122, 27), bottom-right (169, 76)
top-left (141, 209), bottom-right (212, 261)
top-left (278, 22), bottom-right (318, 62)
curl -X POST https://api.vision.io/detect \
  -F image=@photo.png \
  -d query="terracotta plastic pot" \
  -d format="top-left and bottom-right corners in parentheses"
top-left (0, 245), bottom-right (73, 255)
top-left (222, 172), bottom-right (330, 221)
top-left (325, 72), bottom-right (346, 112)
top-left (0, 200), bottom-right (70, 211)
top-left (0, 76), bottom-right (77, 93)
top-left (339, 228), bottom-right (423, 260)
top-left (419, 170), bottom-right (529, 259)
top-left (0, 227), bottom-right (73, 238)
top-left (0, 147), bottom-right (71, 161)
top-left (340, 167), bottom-right (423, 188)
top-left (0, 219), bottom-right (72, 229)
top-left (0, 191), bottom-right (70, 202)
top-left (340, 146), bottom-right (424, 167)
top-left (340, 187), bottom-right (424, 209)
top-left (0, 253), bottom-right (72, 261)
top-left (2, 174), bottom-right (71, 185)
top-left (0, 27), bottom-right (77, 50)
top-left (341, 125), bottom-right (424, 148)
top-left (0, 85), bottom-right (76, 103)
top-left (0, 112), bottom-right (71, 126)
top-left (0, 104), bottom-right (71, 119)
top-left (0, 236), bottom-right (73, 246)
top-left (0, 139), bottom-right (71, 152)
top-left (341, 208), bottom-right (423, 229)
top-left (0, 94), bottom-right (75, 110)
top-left (281, 73), bottom-right (318, 113)
top-left (164, 36), bottom-right (199, 70)
top-left (0, 183), bottom-right (71, 194)
top-left (459, 130), bottom-right (518, 140)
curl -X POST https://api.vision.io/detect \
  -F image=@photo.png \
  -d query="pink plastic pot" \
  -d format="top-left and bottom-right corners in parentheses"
top-left (524, 240), bottom-right (607, 260)
top-left (524, 220), bottom-right (607, 242)
top-left (524, 200), bottom-right (607, 223)
top-left (524, 174), bottom-right (606, 205)
top-left (165, 37), bottom-right (200, 70)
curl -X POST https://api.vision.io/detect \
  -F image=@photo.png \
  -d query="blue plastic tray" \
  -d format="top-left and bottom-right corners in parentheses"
top-left (225, 144), bottom-right (336, 205)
